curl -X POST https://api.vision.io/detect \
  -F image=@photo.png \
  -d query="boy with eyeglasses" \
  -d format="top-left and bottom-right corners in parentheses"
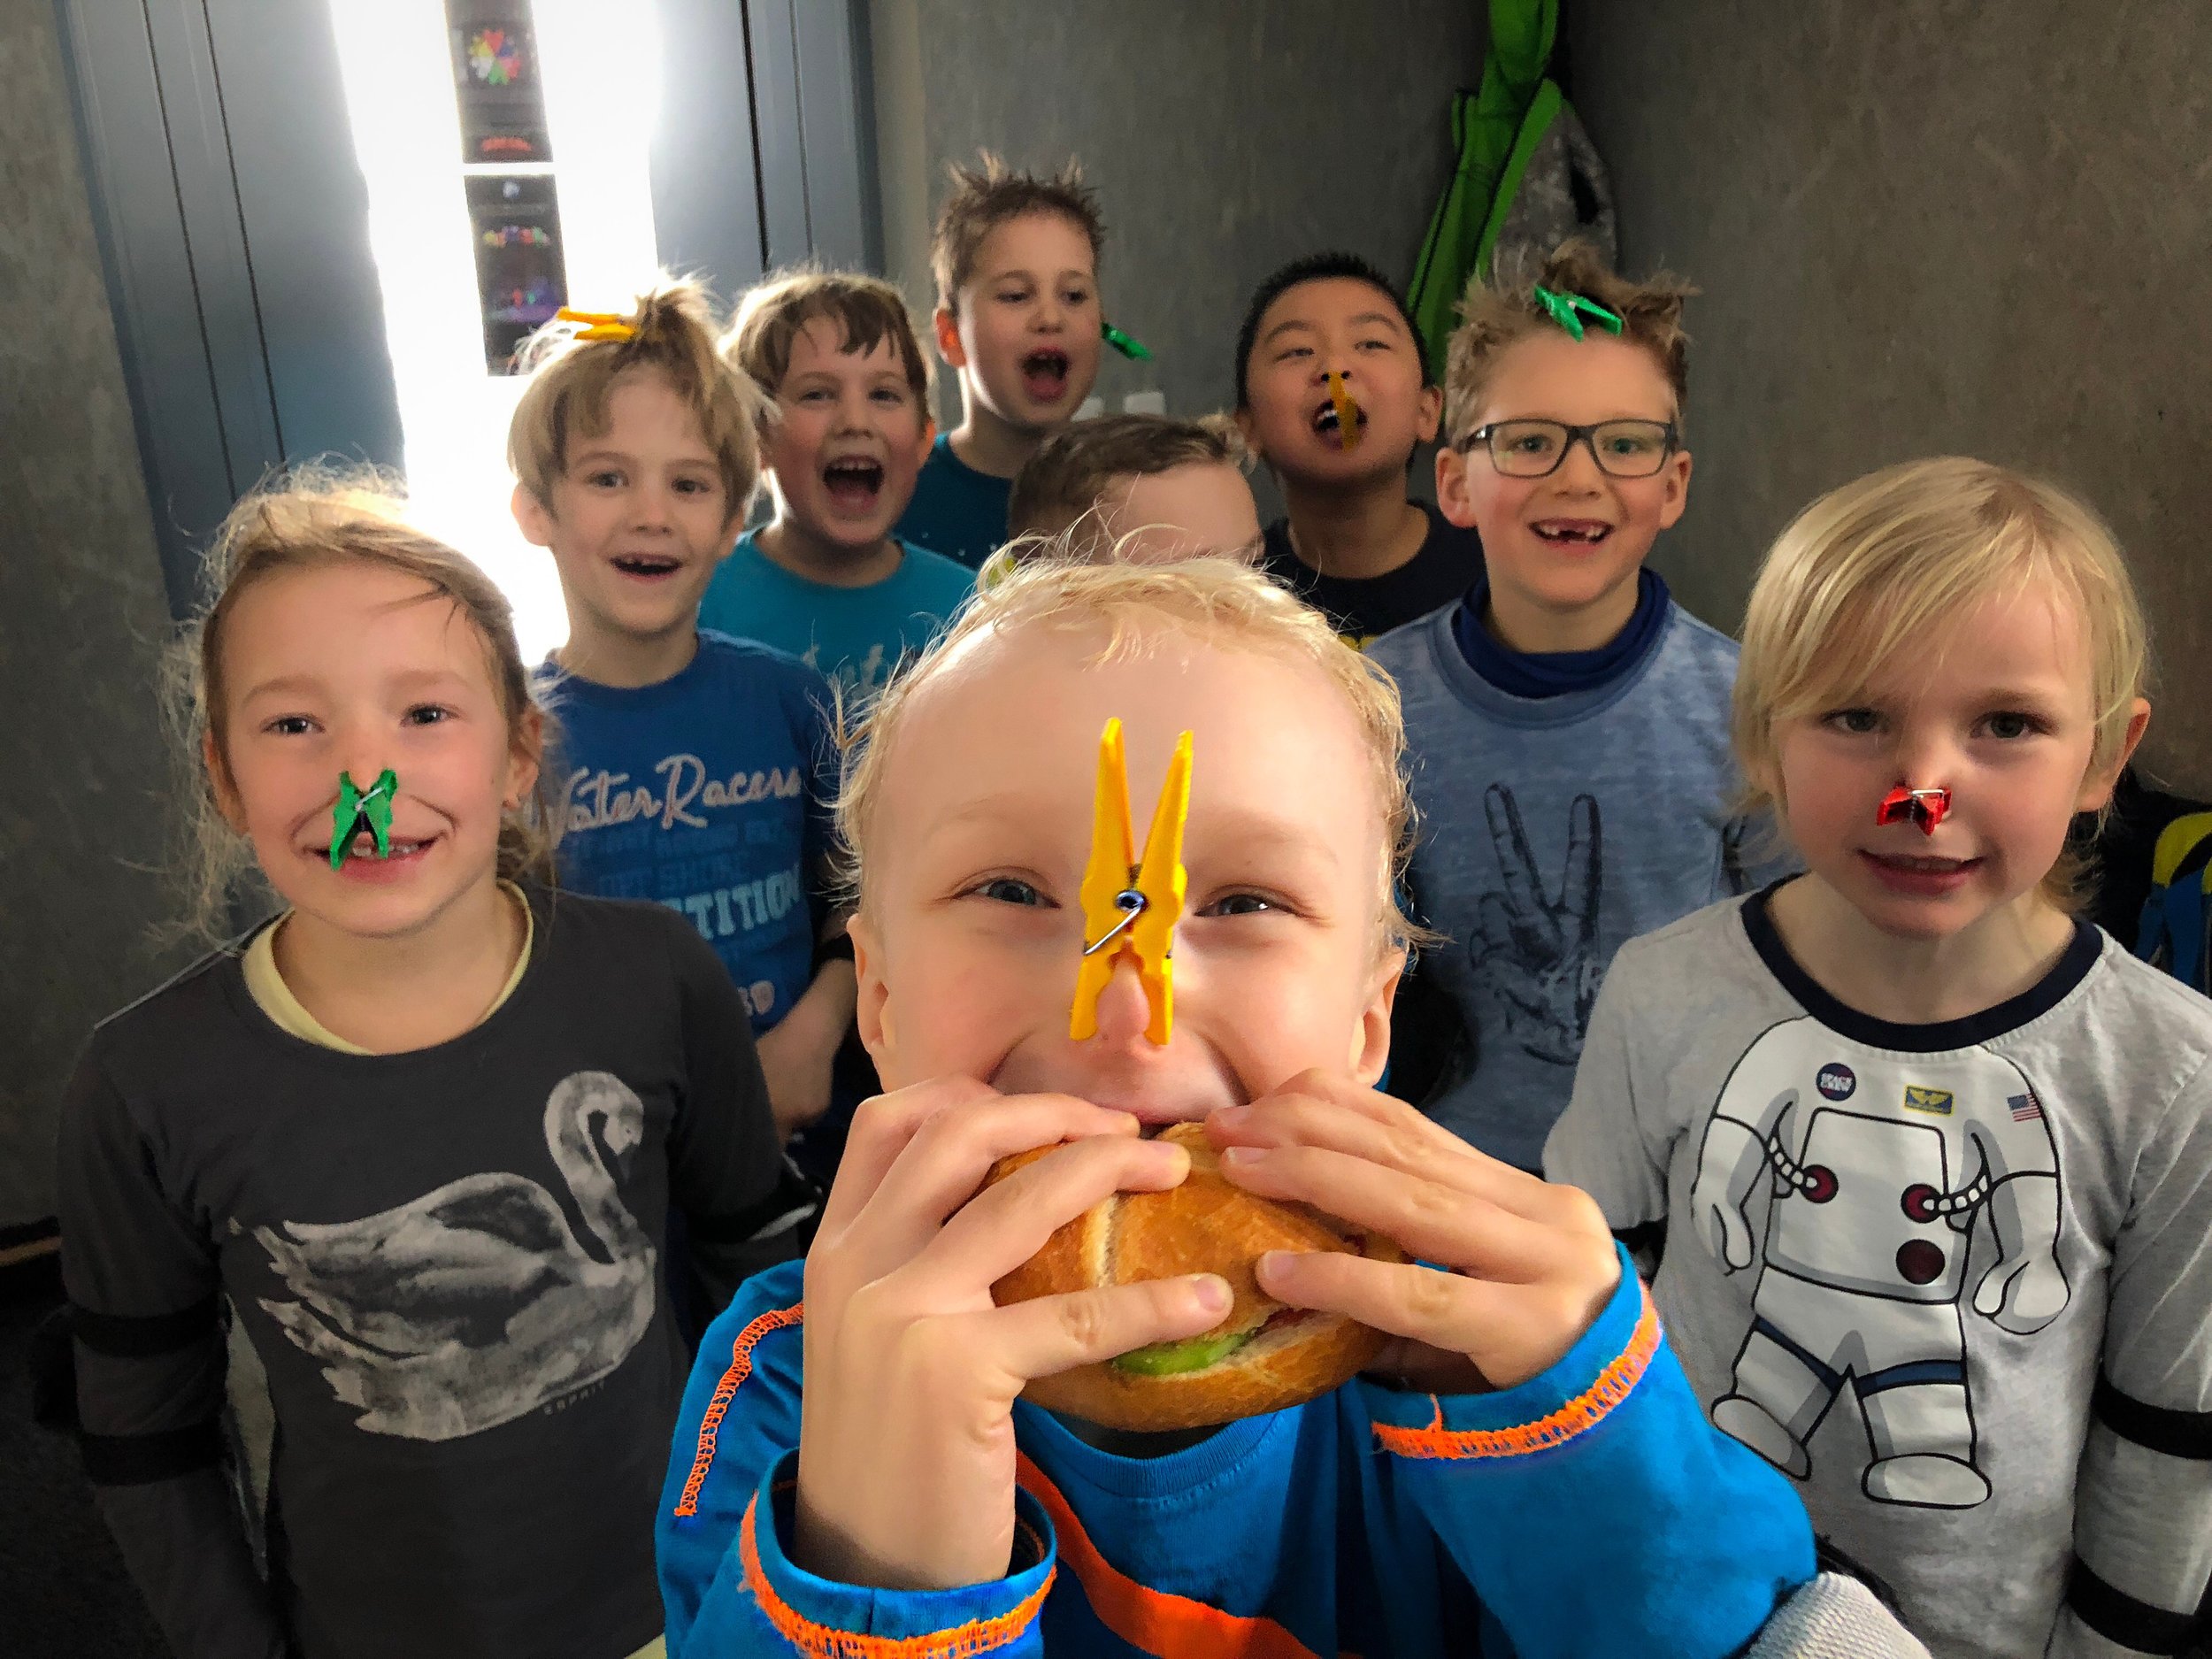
top-left (1370, 242), bottom-right (1787, 1170)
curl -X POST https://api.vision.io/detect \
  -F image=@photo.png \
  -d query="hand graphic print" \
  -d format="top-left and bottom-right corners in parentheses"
top-left (1471, 786), bottom-right (1603, 1067)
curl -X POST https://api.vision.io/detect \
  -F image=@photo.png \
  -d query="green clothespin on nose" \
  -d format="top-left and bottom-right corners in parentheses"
top-left (1102, 321), bottom-right (1153, 362)
top-left (1532, 285), bottom-right (1624, 342)
top-left (331, 769), bottom-right (398, 870)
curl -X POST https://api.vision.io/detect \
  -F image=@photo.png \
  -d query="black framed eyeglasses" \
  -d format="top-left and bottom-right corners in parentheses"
top-left (1460, 419), bottom-right (1679, 479)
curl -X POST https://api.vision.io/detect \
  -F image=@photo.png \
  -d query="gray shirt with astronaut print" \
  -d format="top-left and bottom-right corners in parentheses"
top-left (1547, 887), bottom-right (2212, 1659)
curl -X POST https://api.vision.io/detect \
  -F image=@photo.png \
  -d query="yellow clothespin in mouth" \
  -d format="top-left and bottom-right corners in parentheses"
top-left (1070, 718), bottom-right (1193, 1045)
top-left (556, 307), bottom-right (637, 342)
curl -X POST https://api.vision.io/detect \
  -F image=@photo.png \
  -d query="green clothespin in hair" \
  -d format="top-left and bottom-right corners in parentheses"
top-left (1102, 321), bottom-right (1153, 362)
top-left (330, 769), bottom-right (398, 870)
top-left (1532, 285), bottom-right (1624, 342)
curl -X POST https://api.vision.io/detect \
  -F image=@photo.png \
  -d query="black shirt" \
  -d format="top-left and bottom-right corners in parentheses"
top-left (57, 886), bottom-right (786, 1659)
top-left (1258, 502), bottom-right (1485, 648)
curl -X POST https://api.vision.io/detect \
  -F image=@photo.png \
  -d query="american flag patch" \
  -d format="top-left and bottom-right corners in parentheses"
top-left (2008, 1092), bottom-right (2043, 1123)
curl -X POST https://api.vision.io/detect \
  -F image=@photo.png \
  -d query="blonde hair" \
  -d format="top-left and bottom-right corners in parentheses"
top-left (724, 267), bottom-right (933, 408)
top-left (167, 470), bottom-right (558, 940)
top-left (508, 274), bottom-right (767, 511)
top-left (930, 152), bottom-right (1103, 314)
top-left (1445, 239), bottom-right (1694, 445)
top-left (1007, 412), bottom-right (1248, 547)
top-left (834, 556), bottom-right (1427, 952)
top-left (1735, 457), bottom-right (2149, 909)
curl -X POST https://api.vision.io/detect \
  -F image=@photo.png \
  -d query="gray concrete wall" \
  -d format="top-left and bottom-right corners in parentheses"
top-left (869, 0), bottom-right (1485, 509)
top-left (1567, 0), bottom-right (2212, 795)
top-left (0, 3), bottom-right (192, 1227)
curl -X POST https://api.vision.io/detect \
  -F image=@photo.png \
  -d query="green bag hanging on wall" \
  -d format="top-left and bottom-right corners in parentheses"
top-left (1408, 0), bottom-right (1617, 376)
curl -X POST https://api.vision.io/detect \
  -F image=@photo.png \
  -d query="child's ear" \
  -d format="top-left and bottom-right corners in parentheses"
top-left (933, 306), bottom-right (968, 371)
top-left (1349, 949), bottom-right (1405, 1087)
top-left (1657, 447), bottom-right (1694, 531)
top-left (1233, 406), bottom-right (1263, 465)
top-left (1434, 444), bottom-right (1479, 530)
top-left (849, 913), bottom-right (895, 1065)
top-left (202, 730), bottom-right (248, 832)
top-left (1414, 384), bottom-right (1443, 447)
top-left (503, 704), bottom-right (545, 811)
top-left (511, 482), bottom-right (556, 549)
top-left (2077, 698), bottom-right (2153, 812)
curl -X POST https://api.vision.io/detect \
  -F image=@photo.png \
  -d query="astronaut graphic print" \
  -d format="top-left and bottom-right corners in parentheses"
top-left (1689, 1018), bottom-right (2068, 1509)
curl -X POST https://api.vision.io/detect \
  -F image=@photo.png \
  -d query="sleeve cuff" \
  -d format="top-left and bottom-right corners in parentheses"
top-left (741, 1450), bottom-right (1056, 1648)
top-left (1364, 1242), bottom-right (1653, 1459)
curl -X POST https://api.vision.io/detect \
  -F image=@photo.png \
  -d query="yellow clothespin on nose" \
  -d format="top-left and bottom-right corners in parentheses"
top-left (556, 307), bottom-right (636, 342)
top-left (1070, 718), bottom-right (1193, 1045)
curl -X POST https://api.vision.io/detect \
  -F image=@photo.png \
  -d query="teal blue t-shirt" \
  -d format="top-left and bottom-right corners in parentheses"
top-left (696, 533), bottom-right (976, 703)
top-left (892, 433), bottom-right (1014, 570)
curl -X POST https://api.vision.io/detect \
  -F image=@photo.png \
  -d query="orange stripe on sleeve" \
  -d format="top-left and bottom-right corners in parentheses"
top-left (672, 1300), bottom-right (804, 1517)
top-left (1013, 1451), bottom-right (1325, 1659)
top-left (1374, 1287), bottom-right (1663, 1461)
top-left (736, 1494), bottom-right (1052, 1657)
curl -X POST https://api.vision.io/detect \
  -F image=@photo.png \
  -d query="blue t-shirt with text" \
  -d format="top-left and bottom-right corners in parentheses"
top-left (697, 532), bottom-right (974, 703)
top-left (893, 432), bottom-right (1014, 570)
top-left (537, 631), bottom-right (833, 1031)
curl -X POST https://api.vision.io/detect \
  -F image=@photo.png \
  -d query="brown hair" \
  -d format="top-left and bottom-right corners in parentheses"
top-left (929, 153), bottom-right (1104, 314)
top-left (723, 267), bottom-right (933, 409)
top-left (508, 274), bottom-right (767, 512)
top-left (168, 469), bottom-right (559, 939)
top-left (1734, 457), bottom-right (2149, 910)
top-left (1445, 240), bottom-right (1694, 445)
top-left (1007, 413), bottom-right (1248, 543)
top-left (834, 556), bottom-right (1433, 954)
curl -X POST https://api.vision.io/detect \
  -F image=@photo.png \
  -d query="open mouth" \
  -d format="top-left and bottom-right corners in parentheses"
top-left (611, 553), bottom-right (682, 578)
top-left (1021, 349), bottom-right (1071, 403)
top-left (1531, 518), bottom-right (1615, 546)
top-left (1311, 400), bottom-right (1366, 443)
top-left (821, 455), bottom-right (886, 511)
top-left (315, 833), bottom-right (434, 864)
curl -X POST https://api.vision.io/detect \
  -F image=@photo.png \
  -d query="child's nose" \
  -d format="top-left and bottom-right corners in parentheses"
top-left (1081, 953), bottom-right (1158, 1050)
top-left (631, 482), bottom-right (673, 528)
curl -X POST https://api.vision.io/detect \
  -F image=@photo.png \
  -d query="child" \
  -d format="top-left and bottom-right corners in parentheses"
top-left (895, 154), bottom-right (1108, 569)
top-left (510, 280), bottom-right (851, 1146)
top-left (56, 480), bottom-right (790, 1659)
top-left (1546, 458), bottom-right (2212, 1657)
top-left (696, 270), bottom-right (974, 703)
top-left (656, 557), bottom-right (1932, 1656)
top-left (996, 410), bottom-right (1262, 572)
top-left (1235, 250), bottom-right (1483, 646)
top-left (1370, 242), bottom-right (1772, 1171)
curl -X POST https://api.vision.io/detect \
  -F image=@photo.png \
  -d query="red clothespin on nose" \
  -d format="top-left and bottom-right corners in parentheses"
top-left (1876, 787), bottom-right (1951, 836)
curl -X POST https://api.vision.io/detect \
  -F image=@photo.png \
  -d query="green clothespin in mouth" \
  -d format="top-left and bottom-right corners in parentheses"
top-left (330, 769), bottom-right (398, 870)
top-left (1102, 321), bottom-right (1153, 362)
top-left (1532, 285), bottom-right (1624, 342)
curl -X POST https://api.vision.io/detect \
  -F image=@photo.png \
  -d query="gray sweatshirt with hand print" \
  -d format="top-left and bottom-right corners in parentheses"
top-left (1369, 593), bottom-right (1783, 1169)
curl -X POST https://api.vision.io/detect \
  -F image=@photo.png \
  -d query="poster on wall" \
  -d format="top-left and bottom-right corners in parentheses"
top-left (449, 17), bottom-right (552, 165)
top-left (468, 174), bottom-right (566, 371)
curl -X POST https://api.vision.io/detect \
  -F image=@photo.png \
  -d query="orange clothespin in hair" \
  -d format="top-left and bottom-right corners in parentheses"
top-left (556, 307), bottom-right (637, 342)
top-left (1070, 718), bottom-right (1193, 1045)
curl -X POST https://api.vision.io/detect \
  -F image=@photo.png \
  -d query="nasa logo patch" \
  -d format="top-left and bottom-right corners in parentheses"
top-left (1816, 1063), bottom-right (1856, 1101)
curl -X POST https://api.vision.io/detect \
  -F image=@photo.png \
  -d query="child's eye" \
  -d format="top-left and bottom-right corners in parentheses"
top-left (585, 469), bottom-right (624, 489)
top-left (1064, 286), bottom-right (1093, 307)
top-left (872, 387), bottom-right (910, 406)
top-left (1199, 891), bottom-right (1286, 919)
top-left (996, 288), bottom-right (1032, 305)
top-left (265, 714), bottom-right (316, 737)
top-left (673, 476), bottom-right (715, 496)
top-left (968, 876), bottom-right (1053, 909)
top-left (403, 704), bottom-right (452, 726)
top-left (1823, 708), bottom-right (1883, 735)
top-left (1275, 344), bottom-right (1313, 362)
top-left (1980, 710), bottom-right (2046, 741)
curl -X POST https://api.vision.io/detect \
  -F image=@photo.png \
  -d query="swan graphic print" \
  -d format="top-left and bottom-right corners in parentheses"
top-left (252, 1071), bottom-right (659, 1440)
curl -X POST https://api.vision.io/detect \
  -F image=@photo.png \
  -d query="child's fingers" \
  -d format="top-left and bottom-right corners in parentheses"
top-left (1256, 1249), bottom-right (1619, 1391)
top-left (980, 1273), bottom-right (1234, 1387)
top-left (841, 1095), bottom-right (1156, 1285)
top-left (903, 1132), bottom-right (1194, 1302)
top-left (1220, 1141), bottom-right (1597, 1285)
top-left (1210, 1071), bottom-right (1559, 1225)
top-left (820, 1078), bottom-right (1001, 1236)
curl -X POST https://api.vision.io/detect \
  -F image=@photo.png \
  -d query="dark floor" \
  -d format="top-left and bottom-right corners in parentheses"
top-left (1, 1255), bottom-right (166, 1658)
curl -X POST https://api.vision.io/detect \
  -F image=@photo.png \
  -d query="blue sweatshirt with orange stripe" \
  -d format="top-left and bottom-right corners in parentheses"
top-left (657, 1252), bottom-right (1916, 1657)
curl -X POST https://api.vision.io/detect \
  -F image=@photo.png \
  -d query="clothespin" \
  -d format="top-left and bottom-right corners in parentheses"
top-left (1070, 718), bottom-right (1192, 1045)
top-left (331, 769), bottom-right (398, 870)
top-left (1325, 370), bottom-right (1363, 452)
top-left (1532, 285), bottom-right (1624, 342)
top-left (1876, 786), bottom-right (1951, 836)
top-left (1102, 321), bottom-right (1153, 362)
top-left (556, 307), bottom-right (637, 342)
